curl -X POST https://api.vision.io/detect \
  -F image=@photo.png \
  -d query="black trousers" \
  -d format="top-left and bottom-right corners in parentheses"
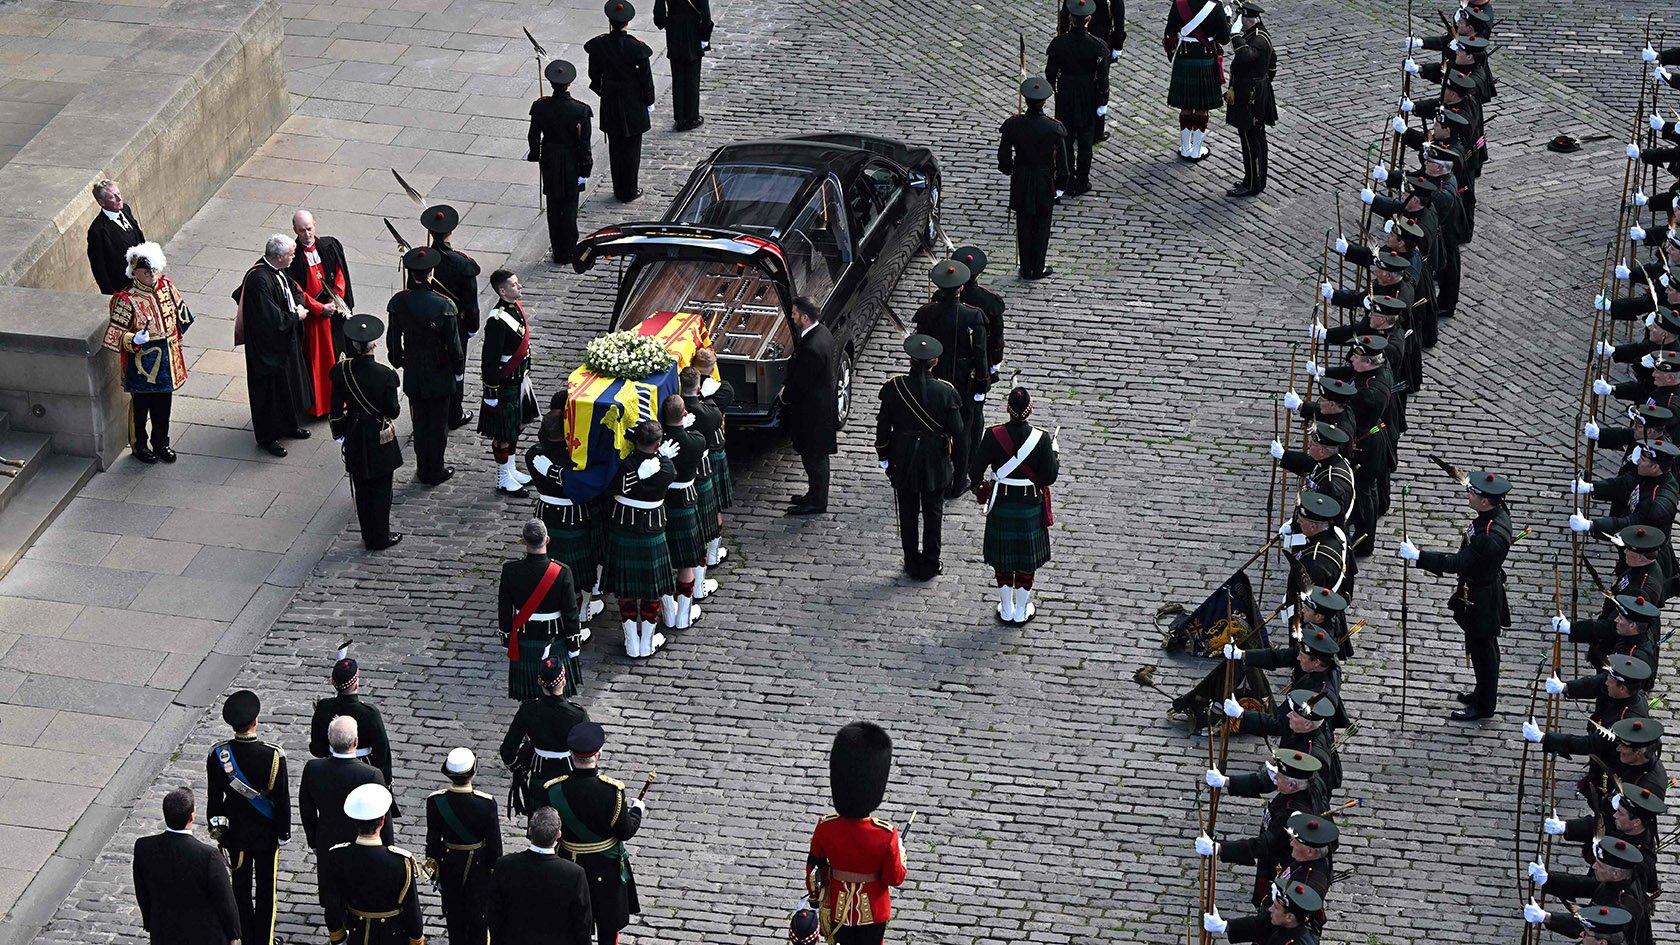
top-left (607, 132), bottom-right (642, 200)
top-left (130, 391), bottom-right (172, 452)
top-left (1465, 630), bottom-right (1500, 711)
top-left (672, 57), bottom-right (702, 126)
top-left (1015, 206), bottom-right (1053, 277)
top-left (410, 394), bottom-right (451, 482)
top-left (950, 397), bottom-right (980, 493)
top-left (450, 327), bottom-right (470, 423)
top-left (227, 845), bottom-right (278, 945)
top-left (596, 919), bottom-right (623, 945)
top-left (1435, 247), bottom-right (1463, 319)
top-left (836, 923), bottom-right (888, 944)
top-left (896, 487), bottom-right (943, 567)
top-left (1062, 123), bottom-right (1095, 191)
top-left (439, 867), bottom-right (489, 945)
top-left (248, 371), bottom-right (299, 445)
top-left (1238, 125), bottom-right (1268, 193)
top-left (547, 183), bottom-right (580, 264)
top-left (352, 472), bottom-right (393, 546)
top-left (799, 450), bottom-right (830, 509)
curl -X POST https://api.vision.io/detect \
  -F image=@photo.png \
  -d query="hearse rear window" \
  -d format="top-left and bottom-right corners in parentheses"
top-left (673, 164), bottom-right (808, 232)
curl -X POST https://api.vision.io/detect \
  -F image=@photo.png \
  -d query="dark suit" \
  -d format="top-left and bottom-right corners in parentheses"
top-left (387, 283), bottom-right (464, 482)
top-left (330, 355), bottom-right (403, 547)
top-left (433, 245), bottom-right (481, 425)
top-left (998, 109), bottom-right (1067, 278)
top-left (586, 29), bottom-right (657, 200)
top-left (875, 368), bottom-right (963, 574)
top-left (488, 849), bottom-right (595, 945)
top-left (425, 787), bottom-right (502, 945)
top-left (205, 734), bottom-right (290, 945)
top-left (299, 755), bottom-right (394, 909)
top-left (782, 322), bottom-right (839, 509)
top-left (132, 829), bottom-right (240, 945)
top-left (653, 0), bottom-right (713, 128)
top-left (237, 262), bottom-right (309, 445)
top-left (87, 204), bottom-right (145, 294)
top-left (529, 92), bottom-right (595, 264)
top-left (1045, 25), bottom-right (1110, 193)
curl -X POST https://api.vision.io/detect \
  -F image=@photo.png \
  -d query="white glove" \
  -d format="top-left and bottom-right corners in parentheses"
top-left (1631, 445), bottom-right (1645, 464)
top-left (630, 797), bottom-right (646, 813)
top-left (1283, 532), bottom-right (1307, 549)
top-left (1404, 58), bottom-right (1420, 76)
top-left (1383, 218), bottom-right (1395, 234)
top-left (1585, 419), bottom-right (1601, 440)
top-left (1264, 761), bottom-right (1278, 785)
top-left (1398, 540), bottom-right (1420, 561)
top-left (454, 374), bottom-right (465, 382)
top-left (1407, 36), bottom-right (1424, 50)
top-left (647, 105), bottom-right (654, 115)
top-left (1618, 264), bottom-right (1633, 280)
top-left (1055, 189), bottom-right (1065, 200)
top-left (1203, 911), bottom-right (1228, 936)
top-left (1543, 813), bottom-right (1567, 836)
top-left (1195, 833), bottom-right (1217, 856)
top-left (636, 457), bottom-right (660, 478)
top-left (1448, 39), bottom-right (1461, 52)
top-left (1528, 861), bottom-right (1549, 887)
top-left (1571, 478), bottom-right (1593, 495)
top-left (1400, 97), bottom-right (1415, 114)
top-left (1222, 642), bottom-right (1244, 661)
top-left (1361, 295), bottom-right (1374, 311)
top-left (1659, 66), bottom-right (1673, 84)
top-left (1552, 614), bottom-right (1571, 637)
top-left (1654, 114), bottom-right (1668, 131)
top-left (1277, 522), bottom-right (1294, 539)
top-left (1596, 338), bottom-right (1616, 357)
top-left (577, 176), bottom-right (588, 187)
top-left (334, 436), bottom-right (345, 446)
top-left (483, 397), bottom-right (499, 407)
top-left (1631, 225), bottom-right (1648, 242)
top-left (1110, 49), bottom-right (1121, 61)
top-left (1283, 389), bottom-right (1303, 410)
top-left (1371, 164), bottom-right (1389, 183)
top-left (1305, 359), bottom-right (1325, 378)
top-left (1569, 513), bottom-right (1593, 533)
top-left (1223, 696), bottom-right (1244, 719)
top-left (132, 329), bottom-right (150, 345)
top-left (1632, 190), bottom-right (1650, 207)
top-left (1523, 719), bottom-right (1544, 743)
top-left (657, 439), bottom-right (680, 459)
top-left (1391, 115), bottom-right (1407, 134)
top-left (1642, 353), bottom-right (1657, 369)
top-left (1593, 377), bottom-right (1614, 396)
top-left (1334, 236), bottom-right (1349, 254)
top-left (1204, 768), bottom-right (1229, 789)
top-left (1544, 675), bottom-right (1566, 695)
top-left (878, 460), bottom-right (889, 470)
top-left (1524, 902), bottom-right (1550, 925)
top-left (1269, 439), bottom-right (1284, 460)
top-left (294, 304), bottom-right (308, 318)
top-left (1310, 322), bottom-right (1328, 341)
top-left (1645, 45), bottom-right (1661, 63)
top-left (700, 40), bottom-right (710, 50)
top-left (1360, 187), bottom-right (1376, 205)
top-left (1096, 105), bottom-right (1108, 117)
top-left (1320, 281), bottom-right (1335, 300)
top-left (1594, 294), bottom-right (1612, 312)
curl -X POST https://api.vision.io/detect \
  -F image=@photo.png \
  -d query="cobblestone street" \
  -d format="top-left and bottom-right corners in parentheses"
top-left (17, 0), bottom-right (1680, 942)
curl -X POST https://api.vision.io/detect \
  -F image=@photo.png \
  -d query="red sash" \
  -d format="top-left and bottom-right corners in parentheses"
top-left (498, 301), bottom-right (531, 382)
top-left (507, 561), bottom-right (562, 661)
top-left (983, 426), bottom-right (1055, 526)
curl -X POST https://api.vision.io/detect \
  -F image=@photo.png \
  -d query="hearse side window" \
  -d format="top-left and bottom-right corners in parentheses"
top-left (854, 161), bottom-right (904, 242)
top-left (673, 164), bottom-right (807, 233)
top-left (781, 176), bottom-right (852, 307)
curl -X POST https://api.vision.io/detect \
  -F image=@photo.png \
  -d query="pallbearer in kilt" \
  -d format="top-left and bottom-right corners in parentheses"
top-left (660, 394), bottom-right (708, 630)
top-left (424, 748), bottom-right (501, 945)
top-left (1163, 0), bottom-right (1231, 160)
top-left (528, 408), bottom-right (605, 627)
top-left (971, 386), bottom-right (1060, 624)
top-left (609, 420), bottom-right (677, 657)
top-left (501, 519), bottom-right (582, 700)
top-left (807, 722), bottom-right (908, 945)
top-left (691, 347), bottom-right (735, 568)
top-left (481, 270), bottom-right (539, 495)
top-left (680, 366), bottom-right (724, 600)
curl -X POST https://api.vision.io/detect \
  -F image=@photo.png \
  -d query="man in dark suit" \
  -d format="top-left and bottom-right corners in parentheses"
top-left (330, 314), bottom-right (405, 551)
top-left (206, 690), bottom-right (288, 945)
top-left (237, 235), bottom-right (312, 456)
top-left (132, 786), bottom-right (241, 945)
top-left (86, 178), bottom-right (146, 294)
top-left (488, 807), bottom-right (594, 945)
top-left (528, 60), bottom-right (594, 266)
top-left (586, 0), bottom-right (657, 201)
top-left (779, 298), bottom-right (838, 516)
top-left (298, 715), bottom-right (393, 905)
top-left (387, 246), bottom-right (464, 486)
top-left (421, 204), bottom-right (481, 430)
top-left (653, 0), bottom-right (713, 131)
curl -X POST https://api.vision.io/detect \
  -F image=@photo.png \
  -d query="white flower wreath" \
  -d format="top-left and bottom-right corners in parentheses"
top-left (584, 330), bottom-right (674, 379)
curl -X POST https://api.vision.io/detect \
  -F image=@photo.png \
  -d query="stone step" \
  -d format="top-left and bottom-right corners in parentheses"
top-left (0, 448), bottom-right (95, 579)
top-left (0, 426), bottom-right (50, 514)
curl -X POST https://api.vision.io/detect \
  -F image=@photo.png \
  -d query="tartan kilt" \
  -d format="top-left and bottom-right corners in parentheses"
top-left (507, 619), bottom-right (563, 700)
top-left (608, 526), bottom-right (675, 599)
top-left (708, 447), bottom-right (734, 508)
top-left (1168, 54), bottom-right (1223, 111)
top-left (695, 476), bottom-right (722, 543)
top-left (542, 518), bottom-right (599, 584)
top-left (983, 492), bottom-right (1052, 572)
top-left (665, 501), bottom-right (707, 568)
top-left (477, 377), bottom-right (538, 442)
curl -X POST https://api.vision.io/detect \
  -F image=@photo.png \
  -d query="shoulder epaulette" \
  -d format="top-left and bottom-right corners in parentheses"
top-left (389, 845), bottom-right (414, 858)
top-left (428, 788), bottom-right (449, 798)
top-left (601, 775), bottom-right (626, 789)
top-left (472, 790), bottom-right (494, 800)
top-left (542, 775), bottom-right (570, 789)
top-left (870, 816), bottom-right (894, 830)
top-left (818, 812), bottom-right (839, 824)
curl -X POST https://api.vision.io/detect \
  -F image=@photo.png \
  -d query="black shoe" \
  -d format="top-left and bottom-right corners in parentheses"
top-left (260, 442), bottom-right (288, 458)
top-left (156, 447), bottom-right (178, 463)
top-left (903, 557), bottom-right (922, 577)
top-left (619, 190), bottom-right (643, 203)
top-left (368, 533), bottom-right (404, 551)
top-left (422, 467), bottom-right (455, 486)
top-left (784, 503), bottom-right (826, 516)
top-left (450, 413), bottom-right (474, 430)
top-left (787, 493), bottom-right (811, 506)
top-left (1094, 131), bottom-right (1110, 143)
top-left (919, 560), bottom-right (943, 580)
top-left (1021, 267), bottom-right (1054, 281)
top-left (1455, 692), bottom-right (1475, 706)
top-left (1228, 183), bottom-right (1252, 196)
top-left (1450, 706), bottom-right (1496, 722)
top-left (284, 428), bottom-right (311, 440)
top-left (133, 448), bottom-right (158, 464)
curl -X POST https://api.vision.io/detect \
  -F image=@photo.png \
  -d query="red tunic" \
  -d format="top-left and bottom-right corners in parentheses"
top-left (298, 246), bottom-right (345, 418)
top-left (807, 815), bottom-right (907, 927)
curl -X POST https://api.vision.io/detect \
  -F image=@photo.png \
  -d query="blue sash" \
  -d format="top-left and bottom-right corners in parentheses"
top-left (213, 743), bottom-right (275, 820)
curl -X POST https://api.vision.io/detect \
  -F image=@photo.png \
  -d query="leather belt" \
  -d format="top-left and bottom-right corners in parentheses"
top-left (563, 838), bottom-right (619, 855)
top-left (830, 868), bottom-right (880, 884)
top-left (349, 907), bottom-right (401, 920)
top-left (444, 841), bottom-right (484, 852)
top-left (996, 476), bottom-right (1035, 487)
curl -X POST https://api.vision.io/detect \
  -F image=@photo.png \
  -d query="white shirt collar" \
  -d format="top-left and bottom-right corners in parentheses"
top-left (330, 749), bottom-right (358, 759)
top-left (800, 322), bottom-right (817, 339)
top-left (528, 844), bottom-right (556, 855)
top-left (164, 826), bottom-right (193, 835)
top-left (103, 208), bottom-right (127, 225)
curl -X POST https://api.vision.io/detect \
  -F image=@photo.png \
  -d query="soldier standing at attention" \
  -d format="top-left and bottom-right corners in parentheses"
top-left (1163, 0), bottom-right (1232, 160)
top-left (998, 77), bottom-right (1067, 280)
top-left (330, 313), bottom-right (404, 551)
top-left (910, 261), bottom-right (989, 497)
top-left (807, 722), bottom-right (908, 945)
top-left (876, 335), bottom-right (963, 580)
top-left (1223, 2), bottom-right (1277, 196)
top-left (424, 748), bottom-right (501, 945)
top-left (500, 519), bottom-right (582, 700)
top-left (527, 60), bottom-right (594, 266)
top-left (1056, 0), bottom-right (1125, 142)
top-left (480, 269), bottom-right (538, 495)
top-left (310, 644), bottom-right (398, 803)
top-left (652, 0), bottom-right (712, 130)
top-left (501, 649), bottom-right (591, 810)
top-left (971, 386), bottom-right (1060, 624)
top-left (1398, 471), bottom-right (1513, 721)
top-left (320, 784), bottom-right (426, 945)
top-left (206, 690), bottom-right (289, 945)
top-left (544, 722), bottom-right (649, 945)
top-left (387, 246), bottom-right (463, 486)
top-left (586, 1), bottom-right (657, 202)
top-left (1045, 0), bottom-right (1111, 197)
top-left (421, 205), bottom-right (481, 431)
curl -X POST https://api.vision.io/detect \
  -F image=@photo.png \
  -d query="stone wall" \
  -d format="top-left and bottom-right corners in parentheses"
top-left (0, 287), bottom-right (125, 463)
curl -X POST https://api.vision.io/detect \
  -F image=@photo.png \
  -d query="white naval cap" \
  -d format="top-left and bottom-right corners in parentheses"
top-left (445, 747), bottom-right (476, 774)
top-left (344, 782), bottom-right (393, 821)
